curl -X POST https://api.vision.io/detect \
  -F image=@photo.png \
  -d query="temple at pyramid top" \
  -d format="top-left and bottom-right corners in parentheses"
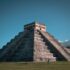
top-left (24, 22), bottom-right (46, 32)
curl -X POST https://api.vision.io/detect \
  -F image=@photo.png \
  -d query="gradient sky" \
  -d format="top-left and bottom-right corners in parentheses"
top-left (0, 0), bottom-right (70, 48)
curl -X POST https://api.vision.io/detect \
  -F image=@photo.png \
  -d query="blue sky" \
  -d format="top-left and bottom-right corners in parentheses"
top-left (0, 0), bottom-right (70, 48)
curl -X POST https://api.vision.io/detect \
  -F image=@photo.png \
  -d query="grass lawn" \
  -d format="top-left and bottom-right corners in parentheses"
top-left (0, 62), bottom-right (70, 70)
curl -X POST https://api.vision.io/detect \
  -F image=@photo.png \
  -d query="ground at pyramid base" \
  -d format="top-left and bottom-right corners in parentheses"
top-left (0, 22), bottom-right (70, 62)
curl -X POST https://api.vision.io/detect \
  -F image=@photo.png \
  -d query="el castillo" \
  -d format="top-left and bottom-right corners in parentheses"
top-left (0, 21), bottom-right (70, 62)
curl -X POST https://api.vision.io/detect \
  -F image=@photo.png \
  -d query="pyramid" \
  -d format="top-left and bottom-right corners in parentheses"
top-left (0, 22), bottom-right (70, 62)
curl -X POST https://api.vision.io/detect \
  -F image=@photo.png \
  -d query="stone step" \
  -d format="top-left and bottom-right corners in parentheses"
top-left (35, 44), bottom-right (46, 47)
top-left (34, 46), bottom-right (49, 51)
top-left (48, 57), bottom-right (56, 62)
top-left (34, 33), bottom-right (41, 36)
top-left (35, 40), bottom-right (45, 44)
top-left (34, 55), bottom-right (56, 61)
top-left (34, 37), bottom-right (43, 40)
top-left (34, 50), bottom-right (54, 56)
top-left (34, 38), bottom-right (43, 41)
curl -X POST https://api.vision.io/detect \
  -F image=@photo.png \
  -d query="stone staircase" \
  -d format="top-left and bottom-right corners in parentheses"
top-left (34, 30), bottom-right (56, 62)
top-left (38, 30), bottom-right (70, 61)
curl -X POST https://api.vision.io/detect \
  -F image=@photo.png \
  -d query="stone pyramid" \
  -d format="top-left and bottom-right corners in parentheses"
top-left (0, 22), bottom-right (70, 62)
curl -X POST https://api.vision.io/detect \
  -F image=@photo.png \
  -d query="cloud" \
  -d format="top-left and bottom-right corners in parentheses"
top-left (58, 40), bottom-right (69, 43)
top-left (58, 40), bottom-right (63, 43)
top-left (65, 40), bottom-right (69, 42)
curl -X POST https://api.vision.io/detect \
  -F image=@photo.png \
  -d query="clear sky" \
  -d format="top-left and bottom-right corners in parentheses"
top-left (0, 0), bottom-right (70, 48)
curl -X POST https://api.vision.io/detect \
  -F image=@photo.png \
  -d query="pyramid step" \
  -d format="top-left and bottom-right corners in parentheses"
top-left (35, 44), bottom-right (46, 48)
top-left (34, 38), bottom-right (43, 40)
top-left (34, 45), bottom-right (49, 50)
top-left (49, 57), bottom-right (56, 62)
top-left (34, 49), bottom-right (50, 53)
top-left (34, 55), bottom-right (56, 62)
top-left (35, 41), bottom-right (45, 44)
top-left (34, 34), bottom-right (41, 36)
top-left (34, 39), bottom-right (43, 42)
top-left (34, 37), bottom-right (43, 40)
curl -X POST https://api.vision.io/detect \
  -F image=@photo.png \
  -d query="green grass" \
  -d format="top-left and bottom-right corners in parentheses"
top-left (0, 62), bottom-right (70, 70)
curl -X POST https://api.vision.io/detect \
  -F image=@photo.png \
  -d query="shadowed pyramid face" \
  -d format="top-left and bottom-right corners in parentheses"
top-left (0, 22), bottom-right (70, 62)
